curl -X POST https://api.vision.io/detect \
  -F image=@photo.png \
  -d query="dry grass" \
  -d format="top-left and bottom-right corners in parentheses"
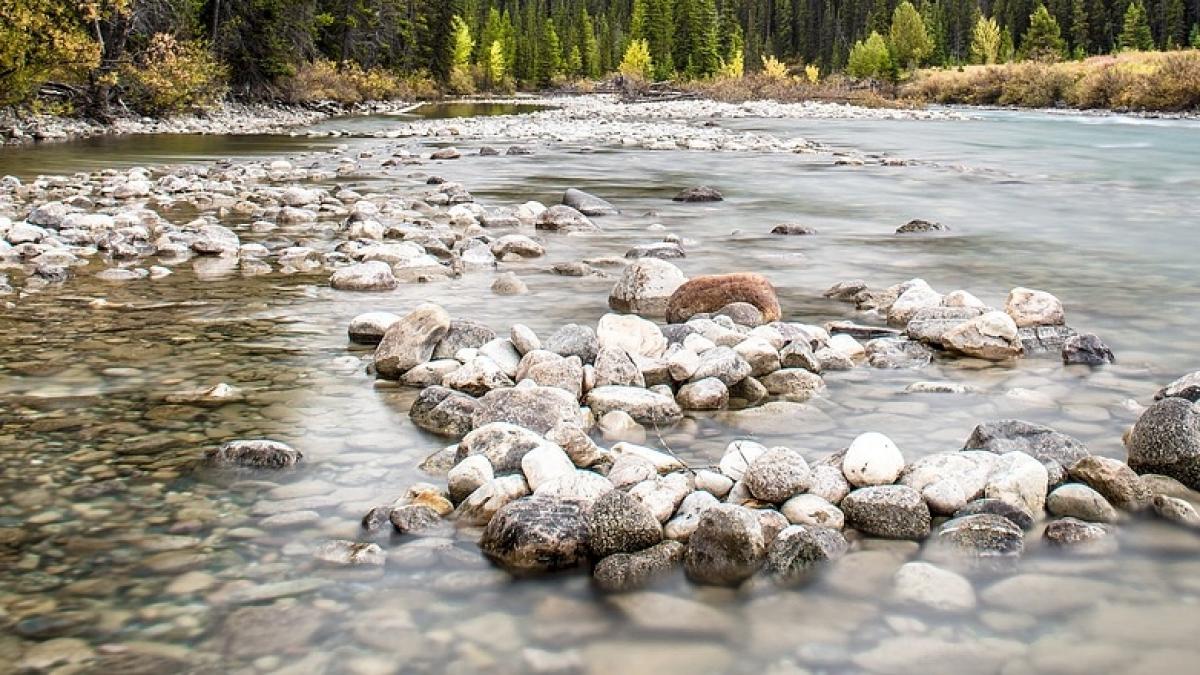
top-left (279, 60), bottom-right (438, 105)
top-left (684, 73), bottom-right (913, 109)
top-left (903, 50), bottom-right (1200, 111)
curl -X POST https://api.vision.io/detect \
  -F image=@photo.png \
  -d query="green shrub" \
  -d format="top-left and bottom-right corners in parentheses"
top-left (121, 34), bottom-right (228, 115)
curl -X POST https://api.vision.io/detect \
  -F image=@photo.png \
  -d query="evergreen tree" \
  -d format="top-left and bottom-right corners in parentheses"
top-left (579, 9), bottom-right (600, 78)
top-left (891, 1), bottom-right (934, 70)
top-left (1192, 24), bottom-right (1200, 49)
top-left (687, 0), bottom-right (721, 77)
top-left (538, 17), bottom-right (562, 84)
top-left (971, 15), bottom-right (1003, 63)
top-left (1163, 0), bottom-right (1187, 48)
top-left (644, 0), bottom-right (674, 79)
top-left (1070, 0), bottom-right (1090, 55)
top-left (1118, 1), bottom-right (1154, 50)
top-left (1022, 3), bottom-right (1067, 60)
top-left (1000, 26), bottom-right (1016, 61)
top-left (848, 31), bottom-right (894, 79)
top-left (425, 0), bottom-right (461, 82)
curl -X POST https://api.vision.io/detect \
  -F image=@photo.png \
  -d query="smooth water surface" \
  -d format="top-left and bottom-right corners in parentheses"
top-left (2, 105), bottom-right (1199, 674)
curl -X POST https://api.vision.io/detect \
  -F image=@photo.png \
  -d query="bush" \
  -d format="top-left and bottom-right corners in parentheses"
top-left (120, 34), bottom-right (227, 115)
top-left (620, 39), bottom-right (654, 81)
top-left (280, 59), bottom-right (420, 104)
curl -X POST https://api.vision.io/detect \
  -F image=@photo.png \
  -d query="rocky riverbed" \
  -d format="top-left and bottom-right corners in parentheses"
top-left (3, 99), bottom-right (1200, 675)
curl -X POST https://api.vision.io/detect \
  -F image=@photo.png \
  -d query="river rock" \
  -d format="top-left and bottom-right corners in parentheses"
top-left (888, 281), bottom-right (944, 327)
top-left (534, 469), bottom-right (614, 503)
top-left (330, 261), bottom-right (398, 291)
top-left (808, 464), bottom-right (852, 505)
top-left (928, 514), bottom-right (1024, 570)
top-left (942, 311), bottom-right (1023, 360)
top-left (593, 541), bottom-right (685, 592)
top-left (521, 444), bottom-right (577, 491)
top-left (563, 188), bottom-right (618, 216)
top-left (690, 346), bottom-right (752, 386)
top-left (1126, 397), bottom-right (1200, 490)
top-left (348, 311), bottom-right (400, 345)
top-left (743, 448), bottom-right (811, 503)
top-left (676, 378), bottom-right (729, 410)
top-left (1068, 455), bottom-right (1152, 511)
top-left (596, 313), bottom-right (668, 358)
top-left (780, 339), bottom-right (821, 372)
top-left (985, 451), bottom-right (1050, 516)
top-left (718, 440), bottom-right (768, 481)
top-left (866, 338), bottom-right (933, 369)
top-left (510, 324), bottom-right (541, 355)
top-left (629, 472), bottom-right (694, 523)
top-left (1043, 517), bottom-right (1117, 555)
top-left (410, 386), bottom-right (478, 437)
top-left (683, 504), bottom-right (766, 586)
top-left (205, 440), bottom-right (301, 469)
top-left (524, 354), bottom-right (585, 398)
top-left (841, 485), bottom-right (931, 540)
top-left (472, 382), bottom-right (582, 434)
top-left (1047, 483), bottom-right (1119, 522)
top-left (586, 490), bottom-right (663, 557)
top-left (593, 346), bottom-right (644, 388)
top-left (1152, 494), bottom-right (1200, 529)
top-left (673, 186), bottom-right (723, 202)
top-left (664, 490), bottom-right (721, 540)
top-left (781, 494), bottom-right (845, 529)
top-left (431, 320), bottom-right (497, 359)
top-left (544, 324), bottom-right (599, 364)
top-left (965, 419), bottom-right (1090, 480)
top-left (760, 368), bottom-right (825, 400)
top-left (1005, 287), bottom-right (1065, 327)
top-left (899, 451), bottom-right (995, 515)
top-left (953, 498), bottom-right (1035, 530)
top-left (893, 562), bottom-right (975, 613)
top-left (1155, 371), bottom-right (1200, 402)
top-left (611, 442), bottom-right (686, 473)
top-left (480, 495), bottom-right (590, 574)
top-left (733, 337), bottom-right (780, 376)
top-left (459, 422), bottom-right (556, 474)
top-left (430, 147), bottom-right (461, 160)
top-left (542, 423), bottom-right (604, 468)
top-left (537, 205), bottom-right (598, 232)
top-left (764, 525), bottom-right (848, 586)
top-left (626, 241), bottom-right (685, 259)
top-left (843, 432), bottom-right (906, 487)
top-left (442, 356), bottom-right (513, 395)
top-left (896, 219), bottom-right (949, 233)
top-left (448, 455), bottom-right (494, 504)
top-left (665, 273), bottom-right (780, 324)
top-left (374, 304), bottom-right (451, 378)
top-left (1062, 333), bottom-right (1115, 365)
top-left (388, 505), bottom-right (444, 535)
top-left (771, 223), bottom-right (818, 235)
top-left (222, 605), bottom-right (325, 659)
top-left (491, 272), bottom-right (528, 295)
top-left (905, 306), bottom-right (986, 347)
top-left (586, 386), bottom-right (682, 426)
top-left (608, 259), bottom-right (688, 316)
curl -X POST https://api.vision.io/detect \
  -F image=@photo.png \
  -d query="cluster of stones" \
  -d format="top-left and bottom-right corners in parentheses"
top-left (825, 278), bottom-right (1115, 365)
top-left (318, 376), bottom-right (1200, 594)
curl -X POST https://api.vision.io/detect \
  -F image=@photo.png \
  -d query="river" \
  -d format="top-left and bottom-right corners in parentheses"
top-left (1, 101), bottom-right (1198, 674)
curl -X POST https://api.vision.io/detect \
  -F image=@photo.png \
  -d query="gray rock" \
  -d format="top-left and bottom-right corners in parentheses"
top-left (893, 562), bottom-right (976, 613)
top-left (896, 219), bottom-right (949, 234)
top-left (330, 261), bottom-right (397, 291)
top-left (952, 498), bottom-right (1035, 530)
top-left (673, 186), bottom-right (723, 202)
top-left (1155, 371), bottom-right (1200, 403)
top-left (442, 357), bottom-right (514, 396)
top-left (865, 338), bottom-right (933, 369)
top-left (389, 504), bottom-right (444, 534)
top-left (607, 259), bottom-right (688, 316)
top-left (458, 422), bottom-right (556, 474)
top-left (744, 448), bottom-right (811, 503)
top-left (454, 475), bottom-right (531, 526)
top-left (927, 514), bottom-right (1024, 570)
top-left (313, 540), bottom-right (386, 566)
top-left (690, 346), bottom-right (751, 387)
top-left (899, 451), bottom-right (995, 515)
top-left (941, 310), bottom-right (1023, 360)
top-left (764, 525), bottom-right (848, 586)
top-left (771, 223), bottom-right (818, 235)
top-left (524, 355), bottom-right (585, 399)
top-left (781, 494), bottom-right (844, 529)
top-left (683, 504), bottom-right (766, 586)
top-left (626, 242), bottom-right (685, 259)
top-left (206, 440), bottom-right (301, 469)
top-left (760, 368), bottom-right (825, 400)
top-left (586, 490), bottom-right (663, 558)
top-left (1127, 397), bottom-right (1200, 490)
top-left (593, 347), bottom-right (645, 388)
top-left (374, 304), bottom-right (452, 379)
top-left (1043, 517), bottom-right (1117, 555)
top-left (410, 386), bottom-right (478, 437)
top-left (510, 324), bottom-right (541, 355)
top-left (534, 469), bottom-right (614, 504)
top-left (841, 485), bottom-right (931, 540)
top-left (563, 188), bottom-right (618, 216)
top-left (586, 386), bottom-right (682, 426)
top-left (492, 272), bottom-right (528, 295)
top-left (716, 302), bottom-right (765, 327)
top-left (348, 311), bottom-right (400, 345)
top-left (965, 419), bottom-right (1090, 478)
top-left (432, 320), bottom-right (497, 359)
top-left (593, 541), bottom-right (685, 592)
top-left (1047, 483), bottom-right (1119, 522)
top-left (480, 495), bottom-right (590, 574)
top-left (676, 378), bottom-right (729, 410)
top-left (1062, 333), bottom-right (1115, 365)
top-left (664, 490), bottom-right (721, 540)
top-left (472, 383), bottom-right (582, 435)
top-left (545, 324), bottom-right (600, 364)
top-left (1151, 494), bottom-right (1200, 529)
top-left (1068, 455), bottom-right (1151, 512)
top-left (537, 205), bottom-right (598, 232)
top-left (448, 455), bottom-right (494, 504)
top-left (628, 472), bottom-right (694, 523)
top-left (780, 339), bottom-right (821, 373)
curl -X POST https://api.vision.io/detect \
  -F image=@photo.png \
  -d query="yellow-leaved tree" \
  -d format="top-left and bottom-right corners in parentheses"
top-left (0, 0), bottom-right (99, 106)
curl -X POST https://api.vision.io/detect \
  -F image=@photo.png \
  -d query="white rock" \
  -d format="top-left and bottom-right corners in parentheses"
top-left (596, 313), bottom-right (667, 358)
top-left (781, 494), bottom-right (845, 529)
top-left (610, 442), bottom-right (685, 473)
top-left (448, 455), bottom-right (494, 504)
top-left (664, 490), bottom-right (721, 540)
top-left (718, 440), bottom-right (768, 481)
top-left (520, 444), bottom-right (576, 491)
top-left (842, 432), bottom-right (906, 487)
top-left (1005, 287), bottom-right (1065, 327)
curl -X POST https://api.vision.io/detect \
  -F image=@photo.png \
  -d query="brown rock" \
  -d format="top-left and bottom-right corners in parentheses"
top-left (665, 273), bottom-right (781, 324)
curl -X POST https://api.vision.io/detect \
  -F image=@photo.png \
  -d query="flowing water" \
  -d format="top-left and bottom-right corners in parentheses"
top-left (2, 103), bottom-right (1200, 674)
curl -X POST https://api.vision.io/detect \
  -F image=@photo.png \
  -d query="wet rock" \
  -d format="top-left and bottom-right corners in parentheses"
top-left (608, 258), bottom-right (688, 316)
top-left (1155, 371), bottom-right (1200, 402)
top-left (1046, 483), bottom-right (1119, 523)
top-left (841, 485), bottom-right (931, 540)
top-left (866, 338), bottom-right (933, 369)
top-left (431, 147), bottom-right (461, 160)
top-left (14, 637), bottom-right (95, 671)
top-left (718, 440), bottom-right (768, 481)
top-left (480, 495), bottom-right (590, 574)
top-left (728, 376), bottom-right (768, 406)
top-left (473, 382), bottom-right (582, 434)
top-left (953, 498), bottom-right (1034, 530)
top-left (458, 422), bottom-right (555, 474)
top-left (374, 303), bottom-right (452, 379)
top-left (593, 541), bottom-right (685, 592)
top-left (313, 540), bottom-right (386, 566)
top-left (330, 261), bottom-right (397, 291)
top-left (966, 419), bottom-right (1090, 479)
top-left (942, 311), bottom-right (1023, 360)
top-left (448, 455), bottom-right (494, 504)
top-left (593, 346), bottom-right (645, 388)
top-left (985, 451), bottom-right (1050, 516)
top-left (626, 241), bottom-right (685, 259)
top-left (563, 188), bottom-right (618, 216)
top-left (606, 591), bottom-right (735, 637)
top-left (537, 205), bottom-right (598, 232)
top-left (410, 386), bottom-right (478, 437)
top-left (192, 224), bottom-right (240, 256)
top-left (906, 306), bottom-right (987, 347)
top-left (206, 440), bottom-right (301, 469)
top-left (431, 320), bottom-right (497, 359)
top-left (534, 470), bottom-right (614, 504)
top-left (1152, 494), bottom-right (1200, 529)
top-left (683, 504), bottom-right (766, 586)
top-left (492, 272), bottom-right (528, 295)
top-left (673, 186), bottom-right (723, 202)
top-left (611, 442), bottom-right (686, 473)
top-left (587, 386), bottom-right (682, 426)
top-left (852, 635), bottom-right (1025, 675)
top-left (896, 219), bottom-right (949, 234)
top-left (348, 311), bottom-right (400, 345)
top-left (1043, 517), bottom-right (1117, 555)
top-left (491, 234), bottom-right (544, 258)
top-left (596, 313), bottom-right (667, 358)
top-left (690, 346), bottom-right (752, 386)
top-left (893, 562), bottom-right (975, 612)
top-left (1127, 397), bottom-right (1200, 490)
top-left (544, 324), bottom-right (599, 364)
top-left (629, 472), bottom-right (694, 523)
top-left (524, 354), bottom-right (585, 398)
top-left (843, 432), bottom-right (906, 487)
top-left (676, 377), bottom-right (729, 410)
top-left (664, 490), bottom-right (721, 540)
top-left (1062, 333), bottom-right (1115, 365)
top-left (760, 368), bottom-right (825, 400)
top-left (716, 302), bottom-right (765, 327)
top-left (764, 525), bottom-right (848, 585)
top-left (928, 514), bottom-right (1024, 569)
top-left (899, 451), bottom-right (995, 515)
top-left (222, 605), bottom-right (325, 659)
top-left (743, 448), bottom-right (811, 503)
top-left (729, 339), bottom-right (778, 380)
top-left (1005, 287), bottom-right (1065, 327)
top-left (586, 490), bottom-right (664, 557)
top-left (887, 280), bottom-right (944, 327)
top-left (665, 273), bottom-right (780, 324)
top-left (1066, 455), bottom-right (1150, 514)
top-left (771, 223), bottom-right (818, 235)
top-left (442, 356), bottom-right (513, 395)
top-left (780, 339), bottom-right (821, 372)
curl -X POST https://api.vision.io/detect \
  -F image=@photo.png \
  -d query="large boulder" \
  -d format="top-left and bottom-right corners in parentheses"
top-left (585, 490), bottom-right (663, 558)
top-left (330, 261), bottom-right (397, 291)
top-left (563, 188), bottom-right (618, 216)
top-left (374, 304), bottom-right (452, 379)
top-left (1127, 397), bottom-right (1200, 490)
top-left (683, 504), bottom-right (766, 586)
top-left (472, 383), bottom-right (582, 435)
top-left (608, 259), bottom-right (688, 316)
top-left (586, 386), bottom-right (682, 426)
top-left (665, 273), bottom-right (781, 324)
top-left (841, 485), bottom-right (931, 540)
top-left (942, 311), bottom-right (1023, 360)
top-left (480, 495), bottom-right (590, 574)
top-left (1005, 287), bottom-right (1065, 327)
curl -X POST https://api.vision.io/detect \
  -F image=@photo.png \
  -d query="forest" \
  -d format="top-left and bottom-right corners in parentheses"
top-left (3, 0), bottom-right (1200, 114)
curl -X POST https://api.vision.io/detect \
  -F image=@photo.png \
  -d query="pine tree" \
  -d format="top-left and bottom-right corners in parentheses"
top-left (1070, 0), bottom-right (1089, 55)
top-left (1192, 24), bottom-right (1200, 49)
top-left (1118, 1), bottom-right (1153, 51)
top-left (891, 1), bottom-right (934, 71)
top-left (688, 0), bottom-right (721, 77)
top-left (971, 15), bottom-right (1002, 64)
top-left (1164, 0), bottom-right (1187, 48)
top-left (538, 17), bottom-right (562, 84)
top-left (1022, 4), bottom-right (1067, 61)
top-left (630, 0), bottom-right (647, 40)
top-left (644, 0), bottom-right (674, 79)
top-left (579, 9), bottom-right (600, 78)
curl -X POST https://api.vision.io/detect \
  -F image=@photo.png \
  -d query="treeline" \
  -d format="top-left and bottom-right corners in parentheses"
top-left (2, 0), bottom-right (1199, 115)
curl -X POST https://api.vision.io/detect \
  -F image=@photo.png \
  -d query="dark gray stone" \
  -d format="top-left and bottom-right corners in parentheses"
top-left (1062, 333), bottom-right (1115, 365)
top-left (841, 485), bottom-right (931, 540)
top-left (544, 324), bottom-right (600, 364)
top-left (683, 504), bottom-right (766, 586)
top-left (964, 419), bottom-right (1090, 478)
top-left (432, 319), bottom-right (497, 359)
top-left (586, 490), bottom-right (663, 558)
top-left (563, 188), bottom-right (618, 216)
top-left (593, 541), bottom-right (685, 592)
top-left (410, 386), bottom-right (479, 437)
top-left (929, 514), bottom-right (1025, 570)
top-left (764, 525), bottom-right (848, 586)
top-left (480, 495), bottom-right (590, 574)
top-left (205, 440), bottom-right (301, 469)
top-left (1127, 397), bottom-right (1200, 490)
top-left (673, 186), bottom-right (723, 202)
top-left (953, 498), bottom-right (1035, 530)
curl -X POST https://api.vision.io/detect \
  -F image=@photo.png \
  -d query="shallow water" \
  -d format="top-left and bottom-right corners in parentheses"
top-left (2, 104), bottom-right (1200, 674)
